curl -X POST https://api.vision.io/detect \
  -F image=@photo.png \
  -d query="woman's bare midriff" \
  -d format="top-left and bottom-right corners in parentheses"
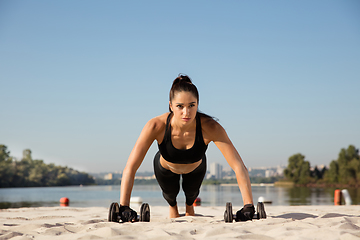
top-left (160, 155), bottom-right (202, 174)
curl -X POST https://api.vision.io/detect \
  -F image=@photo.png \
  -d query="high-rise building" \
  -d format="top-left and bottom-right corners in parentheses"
top-left (209, 162), bottom-right (223, 179)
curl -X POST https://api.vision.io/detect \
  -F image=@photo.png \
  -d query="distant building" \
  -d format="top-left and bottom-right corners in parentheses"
top-left (248, 168), bottom-right (266, 177)
top-left (276, 165), bottom-right (285, 176)
top-left (222, 167), bottom-right (236, 179)
top-left (104, 173), bottom-right (113, 180)
top-left (135, 175), bottom-right (156, 180)
top-left (208, 162), bottom-right (223, 179)
top-left (248, 165), bottom-right (286, 177)
top-left (265, 170), bottom-right (275, 177)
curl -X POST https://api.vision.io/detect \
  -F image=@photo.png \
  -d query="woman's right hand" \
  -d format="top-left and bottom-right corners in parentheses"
top-left (119, 205), bottom-right (137, 222)
top-left (235, 204), bottom-right (255, 221)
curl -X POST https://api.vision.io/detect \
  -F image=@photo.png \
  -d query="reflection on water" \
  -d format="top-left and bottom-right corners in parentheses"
top-left (348, 188), bottom-right (360, 204)
top-left (0, 201), bottom-right (58, 209)
top-left (284, 187), bottom-right (360, 205)
top-left (287, 187), bottom-right (324, 205)
top-left (0, 185), bottom-right (358, 209)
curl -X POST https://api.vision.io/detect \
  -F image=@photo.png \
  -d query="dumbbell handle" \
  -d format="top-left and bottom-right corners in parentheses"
top-left (117, 214), bottom-right (140, 222)
top-left (232, 213), bottom-right (258, 221)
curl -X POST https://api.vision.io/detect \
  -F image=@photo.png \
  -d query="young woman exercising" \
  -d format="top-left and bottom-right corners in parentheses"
top-left (119, 75), bottom-right (254, 221)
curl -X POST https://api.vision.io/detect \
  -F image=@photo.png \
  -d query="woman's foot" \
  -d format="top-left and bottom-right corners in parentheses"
top-left (169, 204), bottom-right (180, 218)
top-left (185, 204), bottom-right (195, 216)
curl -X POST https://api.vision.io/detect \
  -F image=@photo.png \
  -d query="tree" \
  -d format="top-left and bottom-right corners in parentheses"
top-left (312, 166), bottom-right (321, 180)
top-left (326, 145), bottom-right (359, 185)
top-left (0, 145), bottom-right (10, 162)
top-left (325, 160), bottom-right (339, 183)
top-left (22, 149), bottom-right (32, 161)
top-left (0, 145), bottom-right (15, 187)
top-left (0, 145), bottom-right (95, 187)
top-left (311, 165), bottom-right (327, 181)
top-left (284, 153), bottom-right (311, 184)
top-left (339, 145), bottom-right (359, 184)
top-left (28, 160), bottom-right (47, 186)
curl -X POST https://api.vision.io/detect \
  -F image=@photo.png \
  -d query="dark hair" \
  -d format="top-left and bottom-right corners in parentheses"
top-left (169, 74), bottom-right (199, 107)
top-left (169, 74), bottom-right (217, 121)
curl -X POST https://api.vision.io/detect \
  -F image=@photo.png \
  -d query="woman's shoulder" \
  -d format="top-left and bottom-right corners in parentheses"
top-left (145, 112), bottom-right (169, 131)
top-left (199, 114), bottom-right (221, 130)
top-left (199, 114), bottom-right (225, 142)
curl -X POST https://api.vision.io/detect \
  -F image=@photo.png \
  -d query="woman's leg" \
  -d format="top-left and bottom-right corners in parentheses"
top-left (181, 155), bottom-right (207, 215)
top-left (153, 152), bottom-right (181, 217)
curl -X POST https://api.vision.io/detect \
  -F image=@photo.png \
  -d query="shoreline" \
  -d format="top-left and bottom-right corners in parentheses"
top-left (1, 181), bottom-right (359, 188)
top-left (220, 183), bottom-right (275, 187)
top-left (1, 205), bottom-right (359, 239)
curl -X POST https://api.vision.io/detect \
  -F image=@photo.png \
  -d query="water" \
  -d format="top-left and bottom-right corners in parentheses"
top-left (0, 184), bottom-right (359, 209)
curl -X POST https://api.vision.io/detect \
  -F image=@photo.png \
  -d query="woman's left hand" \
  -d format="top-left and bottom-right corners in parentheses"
top-left (235, 204), bottom-right (255, 221)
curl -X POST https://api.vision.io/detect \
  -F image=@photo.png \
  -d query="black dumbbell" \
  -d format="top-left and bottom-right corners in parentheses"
top-left (224, 202), bottom-right (266, 223)
top-left (108, 202), bottom-right (150, 223)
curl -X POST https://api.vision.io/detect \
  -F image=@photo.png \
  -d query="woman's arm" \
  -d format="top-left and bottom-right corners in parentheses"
top-left (120, 118), bottom-right (161, 206)
top-left (206, 122), bottom-right (253, 205)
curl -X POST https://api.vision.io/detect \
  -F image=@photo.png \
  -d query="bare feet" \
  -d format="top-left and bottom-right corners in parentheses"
top-left (169, 204), bottom-right (180, 218)
top-left (169, 204), bottom-right (195, 218)
top-left (185, 204), bottom-right (195, 216)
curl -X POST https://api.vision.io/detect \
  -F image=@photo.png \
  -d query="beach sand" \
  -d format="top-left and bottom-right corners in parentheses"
top-left (1, 204), bottom-right (360, 240)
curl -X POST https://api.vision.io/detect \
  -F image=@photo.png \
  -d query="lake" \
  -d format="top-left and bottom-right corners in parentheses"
top-left (0, 184), bottom-right (358, 209)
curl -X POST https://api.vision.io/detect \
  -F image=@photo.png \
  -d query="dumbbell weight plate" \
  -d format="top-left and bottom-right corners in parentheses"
top-left (139, 203), bottom-right (150, 222)
top-left (256, 202), bottom-right (266, 219)
top-left (224, 202), bottom-right (233, 223)
top-left (108, 202), bottom-right (120, 222)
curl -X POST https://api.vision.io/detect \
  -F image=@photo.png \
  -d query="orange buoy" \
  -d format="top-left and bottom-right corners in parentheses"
top-left (334, 189), bottom-right (342, 205)
top-left (194, 197), bottom-right (201, 206)
top-left (60, 197), bottom-right (69, 207)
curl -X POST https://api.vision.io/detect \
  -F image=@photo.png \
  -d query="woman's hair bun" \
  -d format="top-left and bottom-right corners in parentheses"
top-left (169, 74), bottom-right (199, 107)
top-left (173, 74), bottom-right (192, 85)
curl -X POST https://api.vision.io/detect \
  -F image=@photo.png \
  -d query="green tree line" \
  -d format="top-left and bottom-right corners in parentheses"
top-left (284, 145), bottom-right (360, 186)
top-left (0, 145), bottom-right (95, 188)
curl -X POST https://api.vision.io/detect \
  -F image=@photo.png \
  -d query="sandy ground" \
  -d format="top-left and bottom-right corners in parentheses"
top-left (1, 204), bottom-right (360, 240)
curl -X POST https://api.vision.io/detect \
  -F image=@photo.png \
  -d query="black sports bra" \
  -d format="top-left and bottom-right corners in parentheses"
top-left (158, 113), bottom-right (208, 164)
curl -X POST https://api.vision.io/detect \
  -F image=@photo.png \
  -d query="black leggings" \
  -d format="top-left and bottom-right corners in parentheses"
top-left (153, 151), bottom-right (207, 207)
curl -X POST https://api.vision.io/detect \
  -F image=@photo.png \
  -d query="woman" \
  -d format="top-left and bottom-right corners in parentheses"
top-left (119, 75), bottom-right (254, 221)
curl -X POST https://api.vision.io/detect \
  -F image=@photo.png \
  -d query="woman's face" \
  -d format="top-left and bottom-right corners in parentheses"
top-left (169, 91), bottom-right (198, 126)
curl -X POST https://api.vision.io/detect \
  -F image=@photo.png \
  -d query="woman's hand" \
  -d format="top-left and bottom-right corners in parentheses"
top-left (119, 205), bottom-right (138, 222)
top-left (235, 204), bottom-right (255, 221)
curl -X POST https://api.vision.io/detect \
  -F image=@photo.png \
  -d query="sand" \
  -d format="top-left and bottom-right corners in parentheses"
top-left (1, 204), bottom-right (360, 240)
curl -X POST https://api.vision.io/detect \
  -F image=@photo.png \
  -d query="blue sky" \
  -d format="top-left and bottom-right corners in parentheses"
top-left (1, 0), bottom-right (359, 173)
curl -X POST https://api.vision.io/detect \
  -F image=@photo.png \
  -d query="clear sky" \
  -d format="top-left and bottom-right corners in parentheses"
top-left (1, 0), bottom-right (359, 173)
